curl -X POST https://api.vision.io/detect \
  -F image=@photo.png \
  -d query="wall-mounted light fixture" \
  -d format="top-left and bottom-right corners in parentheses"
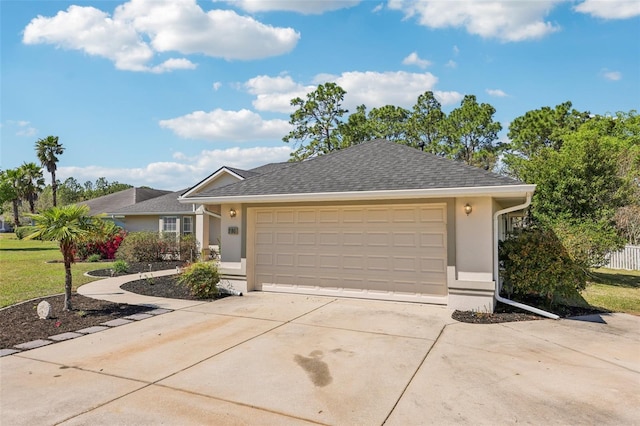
top-left (464, 203), bottom-right (472, 216)
top-left (229, 208), bottom-right (237, 218)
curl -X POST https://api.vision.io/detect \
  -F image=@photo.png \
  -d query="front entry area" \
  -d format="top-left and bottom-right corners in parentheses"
top-left (247, 203), bottom-right (448, 304)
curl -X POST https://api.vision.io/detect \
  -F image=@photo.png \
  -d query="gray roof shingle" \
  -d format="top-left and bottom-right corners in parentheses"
top-left (185, 139), bottom-right (524, 199)
top-left (79, 187), bottom-right (172, 215)
top-left (109, 189), bottom-right (193, 214)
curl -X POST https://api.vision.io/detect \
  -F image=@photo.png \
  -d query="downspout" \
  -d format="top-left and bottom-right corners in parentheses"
top-left (493, 193), bottom-right (560, 320)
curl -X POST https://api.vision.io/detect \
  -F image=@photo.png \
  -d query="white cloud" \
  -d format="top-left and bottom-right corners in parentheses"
top-left (5, 120), bottom-right (38, 137)
top-left (574, 0), bottom-right (640, 19)
top-left (150, 58), bottom-right (197, 73)
top-left (388, 0), bottom-right (562, 42)
top-left (453, 45), bottom-right (460, 55)
top-left (243, 70), bottom-right (463, 116)
top-left (23, 0), bottom-right (300, 72)
top-left (244, 75), bottom-right (314, 113)
top-left (486, 88), bottom-right (508, 97)
top-left (58, 146), bottom-right (292, 191)
top-left (445, 59), bottom-right (457, 68)
top-left (372, 3), bottom-right (384, 13)
top-left (433, 91), bottom-right (464, 105)
top-left (226, 0), bottom-right (361, 14)
top-left (332, 70), bottom-right (460, 107)
top-left (602, 70), bottom-right (622, 81)
top-left (402, 52), bottom-right (432, 69)
top-left (159, 108), bottom-right (291, 141)
top-left (212, 82), bottom-right (222, 91)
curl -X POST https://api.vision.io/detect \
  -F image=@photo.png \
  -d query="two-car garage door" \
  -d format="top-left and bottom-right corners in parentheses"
top-left (248, 204), bottom-right (448, 304)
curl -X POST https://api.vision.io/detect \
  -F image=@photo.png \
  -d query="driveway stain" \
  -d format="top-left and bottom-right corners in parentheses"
top-left (294, 350), bottom-right (333, 387)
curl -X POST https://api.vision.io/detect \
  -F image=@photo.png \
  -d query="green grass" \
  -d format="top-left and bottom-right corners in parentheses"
top-left (0, 233), bottom-right (114, 308)
top-left (581, 268), bottom-right (640, 315)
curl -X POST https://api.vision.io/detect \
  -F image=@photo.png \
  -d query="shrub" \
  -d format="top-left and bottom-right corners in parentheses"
top-left (116, 231), bottom-right (166, 262)
top-left (499, 226), bottom-right (586, 306)
top-left (86, 254), bottom-right (101, 262)
top-left (113, 259), bottom-right (129, 274)
top-left (177, 234), bottom-right (200, 262)
top-left (15, 226), bottom-right (37, 240)
top-left (177, 262), bottom-right (220, 299)
top-left (76, 221), bottom-right (126, 260)
top-left (116, 231), bottom-right (200, 263)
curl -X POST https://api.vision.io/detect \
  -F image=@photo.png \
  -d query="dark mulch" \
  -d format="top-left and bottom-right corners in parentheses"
top-left (1, 262), bottom-right (226, 350)
top-left (453, 298), bottom-right (609, 324)
top-left (0, 294), bottom-right (153, 349)
top-left (121, 274), bottom-right (229, 302)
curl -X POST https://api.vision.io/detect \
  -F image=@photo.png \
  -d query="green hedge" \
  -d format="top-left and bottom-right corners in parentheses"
top-left (499, 226), bottom-right (586, 306)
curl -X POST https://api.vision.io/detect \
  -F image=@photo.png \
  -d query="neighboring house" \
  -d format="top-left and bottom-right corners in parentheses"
top-left (106, 189), bottom-right (196, 236)
top-left (179, 139), bottom-right (536, 312)
top-left (103, 166), bottom-right (289, 249)
top-left (79, 187), bottom-right (172, 220)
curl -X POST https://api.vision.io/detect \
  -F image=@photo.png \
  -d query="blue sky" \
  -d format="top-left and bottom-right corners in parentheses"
top-left (1, 0), bottom-right (639, 190)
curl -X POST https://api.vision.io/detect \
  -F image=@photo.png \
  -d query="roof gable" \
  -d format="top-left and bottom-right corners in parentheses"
top-left (181, 166), bottom-right (252, 198)
top-left (183, 139), bottom-right (526, 201)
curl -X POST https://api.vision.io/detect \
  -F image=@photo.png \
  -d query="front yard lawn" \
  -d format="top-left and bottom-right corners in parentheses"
top-left (582, 268), bottom-right (640, 315)
top-left (0, 234), bottom-right (114, 308)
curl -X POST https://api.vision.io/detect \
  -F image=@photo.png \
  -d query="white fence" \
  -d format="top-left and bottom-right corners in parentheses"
top-left (604, 245), bottom-right (640, 271)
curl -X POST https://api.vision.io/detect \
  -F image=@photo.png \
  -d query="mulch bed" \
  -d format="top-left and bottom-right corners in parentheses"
top-left (0, 262), bottom-right (222, 350)
top-left (452, 298), bottom-right (608, 324)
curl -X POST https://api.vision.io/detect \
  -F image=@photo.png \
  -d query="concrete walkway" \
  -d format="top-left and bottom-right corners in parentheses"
top-left (78, 269), bottom-right (206, 310)
top-left (2, 277), bottom-right (639, 425)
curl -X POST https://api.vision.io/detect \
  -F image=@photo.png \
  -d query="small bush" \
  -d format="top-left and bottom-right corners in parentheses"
top-left (113, 259), bottom-right (129, 274)
top-left (116, 232), bottom-right (166, 262)
top-left (116, 231), bottom-right (200, 263)
top-left (86, 254), bottom-right (101, 262)
top-left (177, 262), bottom-right (220, 299)
top-left (499, 226), bottom-right (586, 306)
top-left (76, 222), bottom-right (126, 260)
top-left (15, 226), bottom-right (37, 240)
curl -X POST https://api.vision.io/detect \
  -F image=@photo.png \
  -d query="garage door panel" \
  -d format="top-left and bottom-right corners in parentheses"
top-left (343, 255), bottom-right (365, 270)
top-left (251, 204), bottom-right (447, 304)
top-left (319, 232), bottom-right (340, 246)
top-left (420, 257), bottom-right (446, 272)
top-left (367, 232), bottom-right (390, 246)
top-left (420, 232), bottom-right (445, 247)
top-left (393, 232), bottom-right (417, 247)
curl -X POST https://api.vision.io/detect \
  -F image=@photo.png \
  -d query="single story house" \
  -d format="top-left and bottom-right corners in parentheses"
top-left (178, 139), bottom-right (535, 312)
top-left (80, 187), bottom-right (172, 223)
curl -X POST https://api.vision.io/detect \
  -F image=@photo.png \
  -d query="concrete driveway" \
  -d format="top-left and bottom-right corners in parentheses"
top-left (1, 292), bottom-right (639, 425)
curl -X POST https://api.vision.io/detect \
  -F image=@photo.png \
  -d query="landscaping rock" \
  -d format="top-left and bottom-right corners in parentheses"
top-left (37, 300), bottom-right (52, 319)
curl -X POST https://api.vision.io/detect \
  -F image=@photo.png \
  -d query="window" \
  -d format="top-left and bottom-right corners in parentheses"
top-left (163, 217), bottom-right (177, 233)
top-left (183, 216), bottom-right (193, 235)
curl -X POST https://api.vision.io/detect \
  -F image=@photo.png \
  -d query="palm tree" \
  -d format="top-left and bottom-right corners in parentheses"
top-left (27, 205), bottom-right (97, 310)
top-left (19, 162), bottom-right (45, 214)
top-left (35, 136), bottom-right (65, 207)
top-left (2, 168), bottom-right (25, 228)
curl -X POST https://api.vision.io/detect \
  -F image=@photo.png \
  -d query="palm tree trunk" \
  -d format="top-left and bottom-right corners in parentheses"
top-left (62, 244), bottom-right (73, 310)
top-left (12, 199), bottom-right (20, 228)
top-left (51, 171), bottom-right (58, 207)
top-left (64, 260), bottom-right (73, 310)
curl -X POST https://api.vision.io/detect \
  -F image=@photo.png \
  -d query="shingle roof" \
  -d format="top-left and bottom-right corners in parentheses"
top-left (224, 166), bottom-right (259, 179)
top-left (109, 189), bottom-right (193, 214)
top-left (185, 139), bottom-right (524, 199)
top-left (249, 162), bottom-right (292, 175)
top-left (78, 187), bottom-right (172, 215)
